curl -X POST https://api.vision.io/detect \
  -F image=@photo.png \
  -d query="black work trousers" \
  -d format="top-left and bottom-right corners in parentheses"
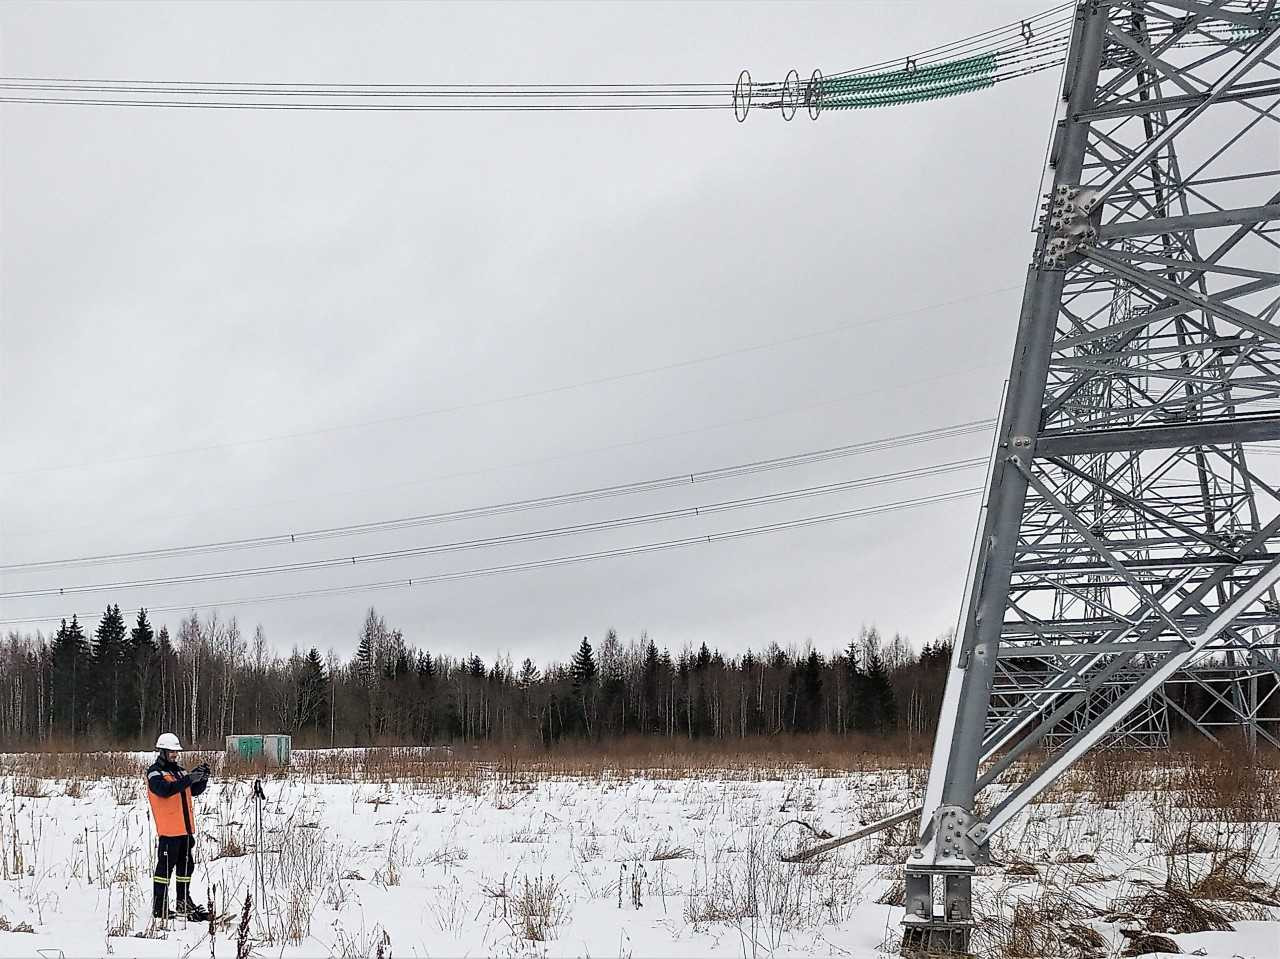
top-left (152, 834), bottom-right (196, 916)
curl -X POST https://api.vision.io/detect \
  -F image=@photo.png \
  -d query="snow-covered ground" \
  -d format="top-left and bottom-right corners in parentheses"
top-left (0, 751), bottom-right (1274, 958)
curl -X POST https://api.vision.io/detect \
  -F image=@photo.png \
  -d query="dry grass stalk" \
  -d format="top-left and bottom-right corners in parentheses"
top-left (1120, 930), bottom-right (1180, 956)
top-left (1114, 885), bottom-right (1246, 935)
top-left (208, 886), bottom-right (217, 953)
top-left (214, 831), bottom-right (247, 860)
top-left (875, 879), bottom-right (906, 906)
top-left (514, 874), bottom-right (566, 941)
top-left (11, 775), bottom-right (43, 798)
top-left (108, 777), bottom-right (136, 806)
top-left (236, 893), bottom-right (252, 959)
top-left (650, 844), bottom-right (694, 861)
top-left (1184, 847), bottom-right (1280, 907)
top-left (481, 874), bottom-right (510, 919)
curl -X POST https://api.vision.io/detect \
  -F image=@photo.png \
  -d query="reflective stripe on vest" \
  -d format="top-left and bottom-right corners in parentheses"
top-left (147, 771), bottom-right (196, 837)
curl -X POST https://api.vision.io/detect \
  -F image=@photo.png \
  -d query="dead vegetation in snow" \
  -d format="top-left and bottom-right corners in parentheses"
top-left (0, 742), bottom-right (1270, 957)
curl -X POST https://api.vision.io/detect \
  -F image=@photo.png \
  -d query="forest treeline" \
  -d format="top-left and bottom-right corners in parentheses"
top-left (0, 606), bottom-right (951, 749)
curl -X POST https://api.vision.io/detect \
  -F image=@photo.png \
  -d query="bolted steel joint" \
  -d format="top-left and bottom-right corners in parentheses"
top-left (1039, 183), bottom-right (1102, 268)
top-left (931, 805), bottom-right (980, 867)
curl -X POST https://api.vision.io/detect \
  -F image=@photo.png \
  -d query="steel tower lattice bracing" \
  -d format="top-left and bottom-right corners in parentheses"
top-left (901, 2), bottom-right (1280, 954)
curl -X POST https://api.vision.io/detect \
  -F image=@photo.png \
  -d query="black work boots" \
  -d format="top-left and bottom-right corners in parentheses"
top-left (152, 892), bottom-right (210, 923)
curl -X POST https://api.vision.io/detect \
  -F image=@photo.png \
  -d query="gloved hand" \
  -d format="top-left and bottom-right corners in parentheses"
top-left (188, 766), bottom-right (208, 785)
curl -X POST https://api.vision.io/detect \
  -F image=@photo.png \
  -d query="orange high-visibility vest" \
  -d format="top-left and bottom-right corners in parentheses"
top-left (147, 770), bottom-right (196, 837)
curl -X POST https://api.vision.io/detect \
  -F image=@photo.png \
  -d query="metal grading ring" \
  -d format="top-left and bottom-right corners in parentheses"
top-left (733, 69), bottom-right (752, 122)
top-left (781, 68), bottom-right (802, 121)
top-left (805, 68), bottom-right (824, 120)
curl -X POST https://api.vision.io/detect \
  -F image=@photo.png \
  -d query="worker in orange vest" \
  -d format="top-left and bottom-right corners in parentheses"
top-left (146, 733), bottom-right (211, 921)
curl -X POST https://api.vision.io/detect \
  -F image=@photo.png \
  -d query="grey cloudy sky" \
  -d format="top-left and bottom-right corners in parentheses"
top-left (0, 1), bottom-right (1062, 663)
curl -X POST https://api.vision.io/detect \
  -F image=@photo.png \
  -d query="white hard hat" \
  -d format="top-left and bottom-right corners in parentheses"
top-left (155, 733), bottom-right (183, 751)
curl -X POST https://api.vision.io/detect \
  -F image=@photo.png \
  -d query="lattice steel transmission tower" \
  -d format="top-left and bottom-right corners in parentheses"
top-left (902, 2), bottom-right (1280, 954)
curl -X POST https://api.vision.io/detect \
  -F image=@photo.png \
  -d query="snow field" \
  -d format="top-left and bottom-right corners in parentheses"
top-left (0, 752), bottom-right (1273, 958)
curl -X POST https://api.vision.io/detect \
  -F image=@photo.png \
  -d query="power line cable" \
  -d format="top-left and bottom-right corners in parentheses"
top-left (0, 5), bottom-right (1079, 113)
top-left (0, 284), bottom-right (1019, 476)
top-left (0, 97), bottom-right (732, 111)
top-left (0, 422), bottom-right (994, 573)
top-left (826, 3), bottom-right (1075, 76)
top-left (0, 5), bottom-right (1079, 97)
top-left (0, 487), bottom-right (981, 627)
top-left (0, 457), bottom-right (986, 598)
top-left (1, 360), bottom-right (1006, 545)
top-left (1, 5), bottom-right (1260, 115)
top-left (0, 82), bottom-right (735, 97)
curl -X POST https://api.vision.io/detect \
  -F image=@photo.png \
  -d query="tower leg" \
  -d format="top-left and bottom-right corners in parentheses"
top-left (898, 6), bottom-right (1108, 952)
top-left (900, 3), bottom-right (1280, 951)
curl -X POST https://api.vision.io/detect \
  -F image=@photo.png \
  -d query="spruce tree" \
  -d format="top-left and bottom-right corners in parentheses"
top-left (94, 604), bottom-right (128, 739)
top-left (130, 608), bottom-right (155, 651)
top-left (600, 629), bottom-right (626, 735)
top-left (570, 637), bottom-right (597, 736)
top-left (352, 615), bottom-right (382, 742)
top-left (864, 647), bottom-right (898, 734)
top-left (355, 607), bottom-right (385, 684)
top-left (381, 629), bottom-right (408, 682)
top-left (740, 649), bottom-right (758, 736)
top-left (50, 619), bottom-right (71, 737)
top-left (392, 646), bottom-right (411, 681)
top-left (417, 651), bottom-right (436, 681)
top-left (413, 650), bottom-right (436, 741)
top-left (846, 637), bottom-right (871, 733)
top-left (156, 625), bottom-right (173, 733)
top-left (51, 616), bottom-right (90, 740)
top-left (692, 643), bottom-right (713, 736)
top-left (301, 647), bottom-right (327, 731)
top-left (641, 640), bottom-right (659, 733)
top-left (517, 658), bottom-right (541, 687)
top-left (355, 634), bottom-right (376, 682)
top-left (570, 637), bottom-right (597, 687)
top-left (127, 608), bottom-right (157, 740)
top-left (695, 642), bottom-right (712, 671)
top-left (801, 648), bottom-right (823, 732)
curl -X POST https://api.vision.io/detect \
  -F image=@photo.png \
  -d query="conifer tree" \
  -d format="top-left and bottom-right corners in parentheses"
top-left (156, 625), bottom-right (174, 733)
top-left (570, 637), bottom-right (597, 687)
top-left (641, 639), bottom-right (660, 733)
top-left (800, 648), bottom-right (823, 732)
top-left (354, 607), bottom-right (386, 741)
top-left (416, 651), bottom-right (436, 682)
top-left (517, 658), bottom-right (541, 687)
top-left (846, 636), bottom-right (870, 733)
top-left (300, 647), bottom-right (327, 731)
top-left (570, 637), bottom-right (598, 736)
top-left (600, 629), bottom-right (626, 735)
top-left (127, 608), bottom-right (157, 740)
top-left (94, 604), bottom-right (128, 736)
top-left (864, 646), bottom-right (898, 734)
top-left (51, 616), bottom-right (89, 740)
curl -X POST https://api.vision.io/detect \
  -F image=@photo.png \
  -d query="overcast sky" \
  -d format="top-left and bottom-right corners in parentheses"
top-left (0, 1), bottom-right (1063, 664)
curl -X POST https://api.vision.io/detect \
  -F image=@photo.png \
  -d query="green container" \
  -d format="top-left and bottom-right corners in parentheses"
top-left (226, 734), bottom-right (290, 765)
top-left (234, 736), bottom-right (264, 760)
